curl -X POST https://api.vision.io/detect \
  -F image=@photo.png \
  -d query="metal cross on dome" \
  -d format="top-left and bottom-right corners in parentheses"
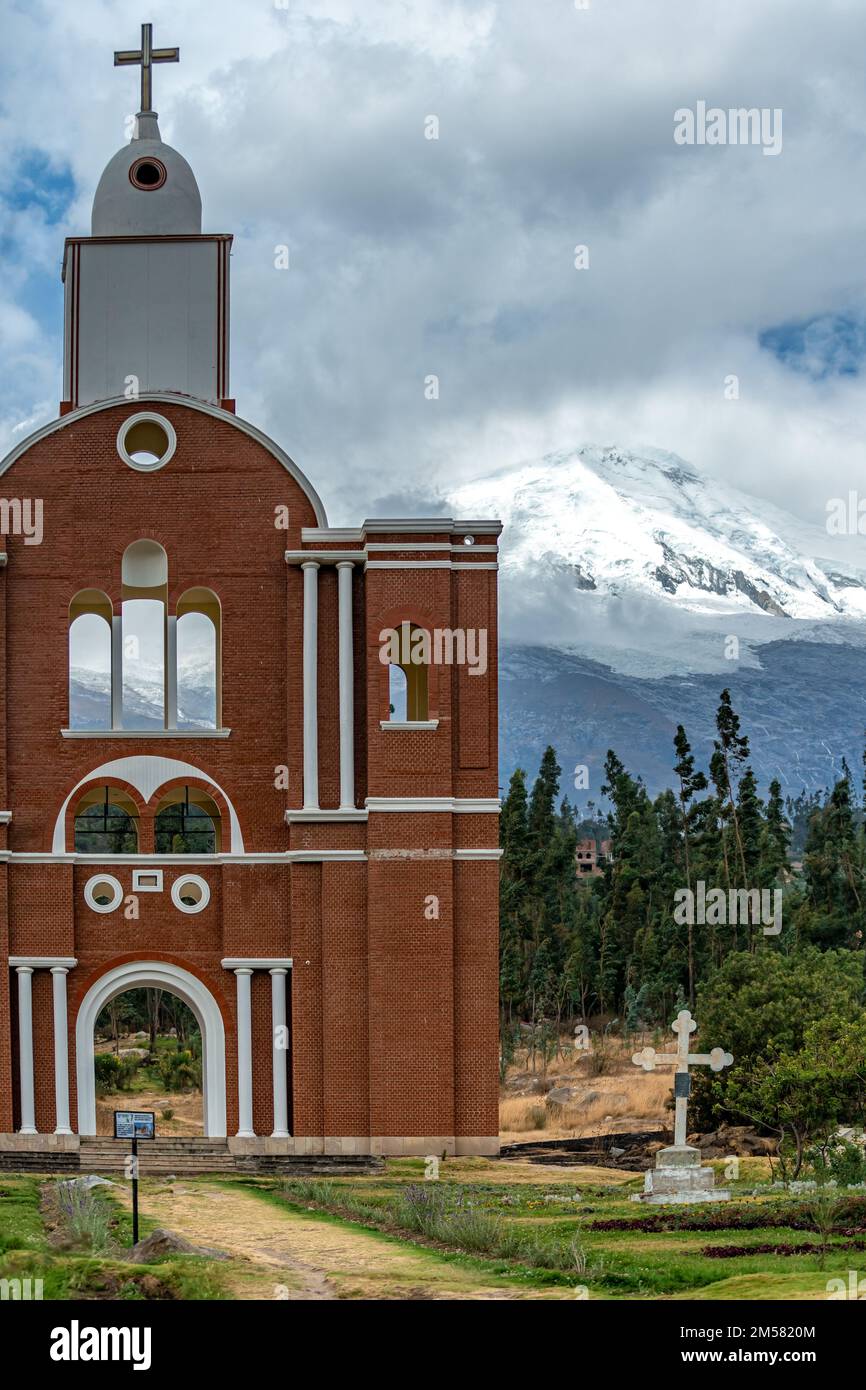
top-left (632, 1008), bottom-right (733, 1149)
top-left (114, 22), bottom-right (180, 116)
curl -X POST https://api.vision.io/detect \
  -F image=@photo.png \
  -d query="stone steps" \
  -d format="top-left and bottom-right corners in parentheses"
top-left (77, 1139), bottom-right (386, 1176)
top-left (80, 1137), bottom-right (231, 1174)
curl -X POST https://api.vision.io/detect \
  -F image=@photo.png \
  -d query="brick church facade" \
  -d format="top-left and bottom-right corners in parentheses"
top-left (0, 30), bottom-right (500, 1161)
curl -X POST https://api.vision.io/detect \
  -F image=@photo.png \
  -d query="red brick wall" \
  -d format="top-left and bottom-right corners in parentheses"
top-left (0, 401), bottom-right (500, 1143)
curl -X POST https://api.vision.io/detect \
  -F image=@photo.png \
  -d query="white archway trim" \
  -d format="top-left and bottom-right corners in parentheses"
top-left (0, 393), bottom-right (328, 526)
top-left (52, 754), bottom-right (244, 854)
top-left (75, 960), bottom-right (227, 1137)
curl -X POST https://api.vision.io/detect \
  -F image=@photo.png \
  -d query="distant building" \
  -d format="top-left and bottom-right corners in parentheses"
top-left (575, 838), bottom-right (612, 878)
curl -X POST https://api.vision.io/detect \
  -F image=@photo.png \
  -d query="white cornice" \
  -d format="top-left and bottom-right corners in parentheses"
top-left (9, 956), bottom-right (78, 969)
top-left (302, 519), bottom-right (503, 542)
top-left (221, 958), bottom-right (293, 970)
top-left (0, 850), bottom-right (367, 864)
top-left (61, 728), bottom-right (231, 739)
top-left (284, 809), bottom-right (368, 823)
top-left (365, 797), bottom-right (500, 813)
top-left (379, 720), bottom-right (439, 731)
top-left (1, 846), bottom-right (499, 864)
top-left (284, 550), bottom-right (366, 565)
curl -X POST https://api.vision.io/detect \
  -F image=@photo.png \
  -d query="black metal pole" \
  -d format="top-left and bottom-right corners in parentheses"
top-left (132, 1134), bottom-right (139, 1245)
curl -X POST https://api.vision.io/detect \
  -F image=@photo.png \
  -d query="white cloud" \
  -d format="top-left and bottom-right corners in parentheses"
top-left (2, 0), bottom-right (865, 541)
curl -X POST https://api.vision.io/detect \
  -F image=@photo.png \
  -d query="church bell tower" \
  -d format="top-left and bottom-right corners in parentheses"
top-left (61, 23), bottom-right (232, 413)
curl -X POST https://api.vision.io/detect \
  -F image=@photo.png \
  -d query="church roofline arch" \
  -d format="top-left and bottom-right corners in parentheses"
top-left (0, 393), bottom-right (328, 527)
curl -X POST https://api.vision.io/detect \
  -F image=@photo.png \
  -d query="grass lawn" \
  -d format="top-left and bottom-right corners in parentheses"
top-left (239, 1156), bottom-right (866, 1301)
top-left (2, 1158), bottom-right (863, 1300)
top-left (0, 1174), bottom-right (228, 1301)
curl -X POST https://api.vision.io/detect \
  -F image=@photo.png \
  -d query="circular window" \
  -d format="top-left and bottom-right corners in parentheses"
top-left (117, 412), bottom-right (177, 472)
top-left (129, 157), bottom-right (167, 191)
top-left (171, 874), bottom-right (211, 915)
top-left (84, 874), bottom-right (124, 914)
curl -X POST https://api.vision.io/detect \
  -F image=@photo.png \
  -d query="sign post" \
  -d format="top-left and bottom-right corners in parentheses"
top-left (113, 1111), bottom-right (156, 1246)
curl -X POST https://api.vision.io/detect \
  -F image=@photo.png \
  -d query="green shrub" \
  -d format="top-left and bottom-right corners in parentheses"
top-left (55, 1184), bottom-right (112, 1253)
top-left (157, 1050), bottom-right (201, 1093)
top-left (808, 1138), bottom-right (866, 1187)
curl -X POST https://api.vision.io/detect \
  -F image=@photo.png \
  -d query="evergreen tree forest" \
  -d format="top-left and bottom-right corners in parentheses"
top-left (499, 688), bottom-right (866, 1055)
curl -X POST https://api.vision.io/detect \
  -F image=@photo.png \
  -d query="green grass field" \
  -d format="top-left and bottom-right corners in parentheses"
top-left (1, 1159), bottom-right (862, 1301)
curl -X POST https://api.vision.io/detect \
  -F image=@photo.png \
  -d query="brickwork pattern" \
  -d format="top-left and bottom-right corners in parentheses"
top-left (0, 402), bottom-right (500, 1146)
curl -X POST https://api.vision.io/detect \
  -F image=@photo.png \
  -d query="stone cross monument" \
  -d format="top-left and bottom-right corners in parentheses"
top-left (631, 1009), bottom-right (733, 1204)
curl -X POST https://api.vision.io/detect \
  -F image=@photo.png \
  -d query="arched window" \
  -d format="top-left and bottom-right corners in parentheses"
top-left (387, 622), bottom-right (429, 721)
top-left (121, 541), bottom-right (168, 730)
top-left (176, 588), bottom-right (221, 730)
top-left (74, 786), bottom-right (139, 853)
top-left (69, 590), bottom-right (113, 729)
top-left (154, 786), bottom-right (221, 854)
top-left (388, 664), bottom-right (408, 721)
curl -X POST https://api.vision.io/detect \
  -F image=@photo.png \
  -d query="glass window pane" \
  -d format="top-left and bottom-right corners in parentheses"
top-left (121, 599), bottom-right (165, 728)
top-left (69, 613), bottom-right (111, 730)
top-left (177, 612), bottom-right (217, 731)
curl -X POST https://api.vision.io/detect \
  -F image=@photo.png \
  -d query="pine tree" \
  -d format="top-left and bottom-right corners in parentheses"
top-left (673, 725), bottom-right (708, 1002)
top-left (763, 778), bottom-right (791, 884)
top-left (713, 688), bottom-right (751, 889)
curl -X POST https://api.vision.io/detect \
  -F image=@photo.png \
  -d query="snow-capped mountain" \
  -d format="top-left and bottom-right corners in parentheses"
top-left (450, 446), bottom-right (866, 794)
top-left (70, 667), bottom-right (215, 731)
top-left (452, 443), bottom-right (866, 631)
top-left (69, 446), bottom-right (866, 795)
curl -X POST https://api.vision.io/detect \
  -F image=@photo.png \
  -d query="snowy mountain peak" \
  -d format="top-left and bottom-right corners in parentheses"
top-left (451, 444), bottom-right (866, 626)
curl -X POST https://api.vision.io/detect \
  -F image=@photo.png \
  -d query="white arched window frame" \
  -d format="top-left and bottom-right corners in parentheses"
top-left (175, 588), bottom-right (221, 731)
top-left (121, 540), bottom-right (168, 730)
top-left (68, 590), bottom-right (113, 730)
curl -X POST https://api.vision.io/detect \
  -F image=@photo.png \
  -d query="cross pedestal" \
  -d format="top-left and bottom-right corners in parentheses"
top-left (631, 1009), bottom-right (733, 1205)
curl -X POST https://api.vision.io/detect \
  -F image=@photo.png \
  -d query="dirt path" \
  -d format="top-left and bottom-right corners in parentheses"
top-left (124, 1179), bottom-right (573, 1300)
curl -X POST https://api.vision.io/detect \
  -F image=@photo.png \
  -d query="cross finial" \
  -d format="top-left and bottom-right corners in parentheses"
top-left (114, 22), bottom-right (180, 116)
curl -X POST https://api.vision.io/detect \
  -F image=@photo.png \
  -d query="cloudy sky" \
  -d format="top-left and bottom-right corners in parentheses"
top-left (2, 0), bottom-right (866, 534)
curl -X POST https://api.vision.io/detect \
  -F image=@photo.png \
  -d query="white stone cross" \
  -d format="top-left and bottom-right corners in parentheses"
top-left (632, 1009), bottom-right (733, 1148)
top-left (115, 23), bottom-right (180, 116)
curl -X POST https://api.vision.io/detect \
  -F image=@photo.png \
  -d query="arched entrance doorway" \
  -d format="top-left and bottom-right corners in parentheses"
top-left (76, 961), bottom-right (227, 1136)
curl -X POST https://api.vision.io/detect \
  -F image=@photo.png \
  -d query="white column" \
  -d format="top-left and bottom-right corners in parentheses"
top-left (337, 561), bottom-right (355, 809)
top-left (111, 614), bottom-right (123, 728)
top-left (166, 614), bottom-right (178, 730)
top-left (270, 968), bottom-right (290, 1139)
top-left (234, 968), bottom-right (255, 1138)
top-left (50, 967), bottom-right (72, 1135)
top-left (16, 967), bottom-right (36, 1135)
top-left (302, 562), bottom-right (320, 809)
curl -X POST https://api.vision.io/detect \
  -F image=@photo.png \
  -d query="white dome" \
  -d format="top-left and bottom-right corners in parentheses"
top-left (91, 114), bottom-right (202, 236)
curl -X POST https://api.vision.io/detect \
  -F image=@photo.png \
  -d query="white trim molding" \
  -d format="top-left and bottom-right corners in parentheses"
top-left (171, 873), bottom-right (211, 914)
top-left (83, 874), bottom-right (124, 914)
top-left (221, 958), bottom-right (293, 970)
top-left (132, 868), bottom-right (163, 892)
top-left (76, 960), bottom-right (227, 1137)
top-left (9, 956), bottom-right (78, 969)
top-left (301, 519), bottom-right (503, 542)
top-left (0, 849), bottom-right (369, 864)
top-left (284, 808), bottom-right (368, 823)
top-left (116, 410), bottom-right (177, 472)
top-left (365, 796), bottom-right (500, 813)
top-left (379, 720), bottom-right (439, 731)
top-left (61, 728), bottom-right (232, 739)
top-left (52, 754), bottom-right (244, 854)
top-left (285, 550), bottom-right (365, 565)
